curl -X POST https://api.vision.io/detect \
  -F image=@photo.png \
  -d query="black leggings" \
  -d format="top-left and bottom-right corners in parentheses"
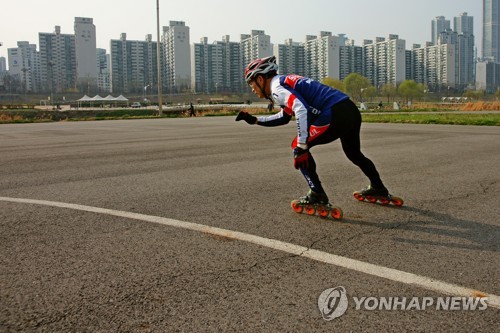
top-left (300, 99), bottom-right (384, 193)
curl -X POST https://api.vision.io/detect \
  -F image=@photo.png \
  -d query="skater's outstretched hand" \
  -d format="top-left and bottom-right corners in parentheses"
top-left (293, 147), bottom-right (310, 169)
top-left (235, 111), bottom-right (257, 125)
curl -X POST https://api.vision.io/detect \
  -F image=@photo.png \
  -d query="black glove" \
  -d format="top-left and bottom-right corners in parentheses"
top-left (235, 111), bottom-right (257, 125)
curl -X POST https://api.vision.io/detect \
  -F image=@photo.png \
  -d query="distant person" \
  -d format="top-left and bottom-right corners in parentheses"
top-left (236, 56), bottom-right (402, 212)
top-left (189, 102), bottom-right (195, 117)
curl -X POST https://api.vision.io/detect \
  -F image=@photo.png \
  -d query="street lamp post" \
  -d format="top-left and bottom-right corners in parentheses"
top-left (48, 61), bottom-right (54, 107)
top-left (143, 83), bottom-right (151, 102)
top-left (156, 0), bottom-right (163, 116)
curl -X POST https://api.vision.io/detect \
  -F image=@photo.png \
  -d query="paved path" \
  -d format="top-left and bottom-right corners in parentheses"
top-left (0, 118), bottom-right (498, 332)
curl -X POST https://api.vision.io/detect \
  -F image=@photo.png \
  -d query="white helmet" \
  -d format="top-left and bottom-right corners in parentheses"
top-left (244, 56), bottom-right (278, 83)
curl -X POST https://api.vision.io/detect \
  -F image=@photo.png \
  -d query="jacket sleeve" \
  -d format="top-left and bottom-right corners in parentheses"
top-left (256, 109), bottom-right (292, 127)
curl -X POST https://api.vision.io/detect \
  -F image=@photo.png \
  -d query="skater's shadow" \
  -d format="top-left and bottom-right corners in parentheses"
top-left (345, 205), bottom-right (499, 253)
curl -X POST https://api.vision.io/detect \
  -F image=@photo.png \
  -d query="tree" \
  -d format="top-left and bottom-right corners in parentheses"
top-left (397, 80), bottom-right (424, 102)
top-left (3, 73), bottom-right (22, 94)
top-left (364, 86), bottom-right (377, 101)
top-left (380, 83), bottom-right (398, 103)
top-left (343, 73), bottom-right (372, 101)
top-left (321, 77), bottom-right (345, 91)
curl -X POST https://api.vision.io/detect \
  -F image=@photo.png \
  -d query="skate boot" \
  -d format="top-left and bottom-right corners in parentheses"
top-left (353, 185), bottom-right (403, 206)
top-left (291, 189), bottom-right (343, 220)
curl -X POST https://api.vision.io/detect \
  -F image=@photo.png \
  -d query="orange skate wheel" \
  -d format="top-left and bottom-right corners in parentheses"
top-left (391, 196), bottom-right (404, 207)
top-left (317, 206), bottom-right (329, 218)
top-left (353, 192), bottom-right (365, 201)
top-left (330, 207), bottom-right (343, 220)
top-left (367, 196), bottom-right (377, 203)
top-left (304, 205), bottom-right (316, 215)
top-left (379, 198), bottom-right (390, 205)
top-left (291, 200), bottom-right (303, 213)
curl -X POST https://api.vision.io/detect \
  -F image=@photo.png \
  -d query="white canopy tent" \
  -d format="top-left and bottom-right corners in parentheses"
top-left (76, 94), bottom-right (129, 108)
top-left (76, 95), bottom-right (93, 108)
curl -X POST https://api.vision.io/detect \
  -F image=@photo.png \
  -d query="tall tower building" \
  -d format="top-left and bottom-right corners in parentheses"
top-left (453, 13), bottom-right (475, 89)
top-left (162, 21), bottom-right (191, 93)
top-left (483, 0), bottom-right (500, 61)
top-left (74, 17), bottom-right (97, 91)
top-left (432, 16), bottom-right (451, 45)
top-left (435, 13), bottom-right (475, 91)
top-left (39, 26), bottom-right (77, 93)
top-left (454, 12), bottom-right (474, 35)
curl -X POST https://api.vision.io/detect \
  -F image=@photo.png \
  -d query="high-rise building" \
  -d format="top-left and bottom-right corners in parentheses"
top-left (39, 26), bottom-right (77, 93)
top-left (191, 35), bottom-right (241, 94)
top-left (7, 41), bottom-right (41, 92)
top-left (192, 37), bottom-right (218, 94)
top-left (454, 12), bottom-right (474, 35)
top-left (483, 0), bottom-right (500, 62)
top-left (240, 30), bottom-right (272, 91)
top-left (0, 57), bottom-right (6, 89)
top-left (162, 21), bottom-right (191, 93)
top-left (304, 31), bottom-right (341, 81)
top-left (96, 48), bottom-right (110, 93)
top-left (432, 16), bottom-right (451, 45)
top-left (363, 35), bottom-right (406, 86)
top-left (274, 39), bottom-right (305, 76)
top-left (339, 37), bottom-right (363, 81)
top-left (434, 13), bottom-right (476, 89)
top-left (217, 35), bottom-right (242, 93)
top-left (411, 42), bottom-right (456, 91)
top-left (476, 60), bottom-right (500, 92)
top-left (454, 12), bottom-right (475, 89)
top-left (455, 34), bottom-right (475, 89)
top-left (240, 30), bottom-right (272, 66)
top-left (109, 33), bottom-right (158, 94)
top-left (74, 17), bottom-right (98, 91)
top-left (0, 57), bottom-right (6, 72)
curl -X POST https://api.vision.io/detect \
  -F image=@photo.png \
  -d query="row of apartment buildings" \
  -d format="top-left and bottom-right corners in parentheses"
top-left (1, 11), bottom-right (496, 96)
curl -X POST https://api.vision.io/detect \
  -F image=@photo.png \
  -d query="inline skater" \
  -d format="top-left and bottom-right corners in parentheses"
top-left (236, 56), bottom-right (402, 215)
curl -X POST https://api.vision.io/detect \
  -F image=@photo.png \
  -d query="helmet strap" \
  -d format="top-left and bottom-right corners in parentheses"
top-left (255, 76), bottom-right (274, 107)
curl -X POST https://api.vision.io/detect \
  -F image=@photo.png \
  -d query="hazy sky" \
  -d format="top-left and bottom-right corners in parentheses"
top-left (0, 0), bottom-right (481, 60)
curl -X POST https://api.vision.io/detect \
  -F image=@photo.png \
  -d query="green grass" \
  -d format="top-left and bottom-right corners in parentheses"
top-left (362, 113), bottom-right (500, 126)
top-left (1, 109), bottom-right (499, 126)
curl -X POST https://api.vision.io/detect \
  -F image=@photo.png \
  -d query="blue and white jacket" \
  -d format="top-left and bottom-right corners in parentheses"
top-left (257, 74), bottom-right (349, 146)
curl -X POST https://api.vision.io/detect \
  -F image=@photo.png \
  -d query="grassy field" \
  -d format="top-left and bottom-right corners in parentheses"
top-left (361, 113), bottom-right (500, 126)
top-left (0, 108), bottom-right (499, 126)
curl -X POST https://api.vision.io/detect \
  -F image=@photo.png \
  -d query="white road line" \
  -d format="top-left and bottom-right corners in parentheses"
top-left (1, 196), bottom-right (499, 309)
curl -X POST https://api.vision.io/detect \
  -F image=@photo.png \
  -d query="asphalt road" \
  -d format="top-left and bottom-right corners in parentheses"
top-left (0, 117), bottom-right (498, 332)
